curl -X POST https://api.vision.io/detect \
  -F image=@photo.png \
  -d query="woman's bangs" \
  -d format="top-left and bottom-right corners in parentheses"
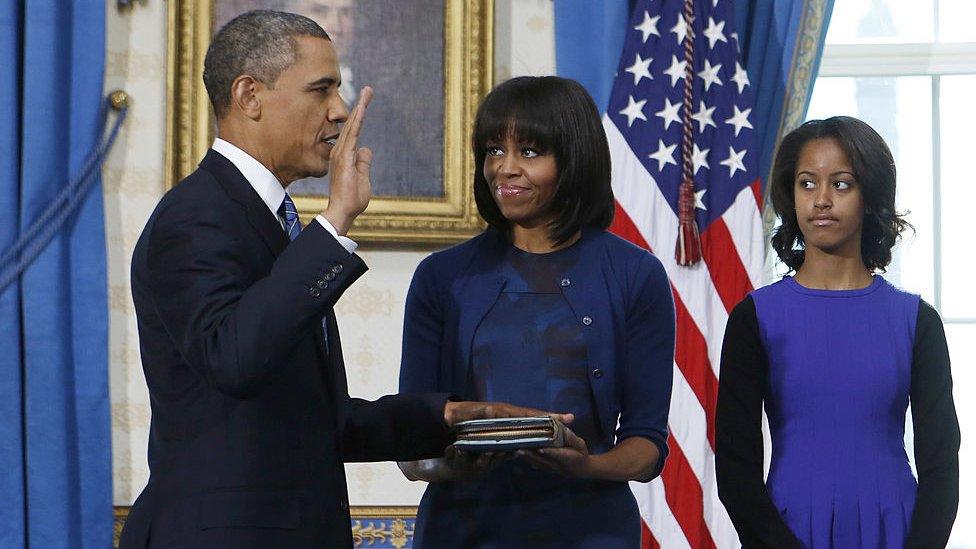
top-left (475, 95), bottom-right (557, 153)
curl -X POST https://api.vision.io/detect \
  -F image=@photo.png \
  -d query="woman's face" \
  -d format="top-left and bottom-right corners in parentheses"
top-left (792, 137), bottom-right (865, 257)
top-left (482, 133), bottom-right (559, 229)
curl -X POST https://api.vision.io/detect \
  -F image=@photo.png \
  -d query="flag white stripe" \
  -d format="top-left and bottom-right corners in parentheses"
top-left (633, 477), bottom-right (692, 549)
top-left (605, 116), bottom-right (730, 376)
top-left (670, 364), bottom-right (739, 548)
top-left (721, 184), bottom-right (766, 289)
top-left (606, 107), bottom-right (752, 549)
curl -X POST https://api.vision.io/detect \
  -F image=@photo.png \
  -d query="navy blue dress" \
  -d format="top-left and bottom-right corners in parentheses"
top-left (413, 243), bottom-right (641, 548)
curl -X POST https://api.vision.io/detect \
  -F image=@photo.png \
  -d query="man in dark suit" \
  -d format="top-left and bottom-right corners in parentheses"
top-left (119, 10), bottom-right (559, 548)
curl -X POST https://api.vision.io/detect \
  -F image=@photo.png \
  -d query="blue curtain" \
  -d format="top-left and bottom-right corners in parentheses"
top-left (554, 0), bottom-right (634, 114)
top-left (733, 0), bottom-right (834, 188)
top-left (0, 1), bottom-right (112, 548)
top-left (554, 0), bottom-right (833, 193)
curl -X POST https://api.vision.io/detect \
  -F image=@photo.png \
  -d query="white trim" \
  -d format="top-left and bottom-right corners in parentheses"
top-left (818, 43), bottom-right (976, 77)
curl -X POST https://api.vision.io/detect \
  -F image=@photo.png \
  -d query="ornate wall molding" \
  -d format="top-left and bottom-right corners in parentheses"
top-left (113, 506), bottom-right (420, 548)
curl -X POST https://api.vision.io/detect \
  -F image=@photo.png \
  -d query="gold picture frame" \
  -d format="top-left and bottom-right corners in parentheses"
top-left (166, 1), bottom-right (492, 243)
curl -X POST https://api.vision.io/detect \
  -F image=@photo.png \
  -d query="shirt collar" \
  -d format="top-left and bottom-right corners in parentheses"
top-left (211, 138), bottom-right (286, 218)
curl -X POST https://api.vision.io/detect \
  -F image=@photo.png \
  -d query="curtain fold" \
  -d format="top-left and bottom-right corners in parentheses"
top-left (554, 0), bottom-right (634, 113)
top-left (0, 1), bottom-right (111, 547)
top-left (733, 0), bottom-right (834, 191)
top-left (0, 2), bottom-right (26, 544)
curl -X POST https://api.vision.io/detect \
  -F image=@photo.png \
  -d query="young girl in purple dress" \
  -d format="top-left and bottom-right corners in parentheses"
top-left (716, 116), bottom-right (960, 548)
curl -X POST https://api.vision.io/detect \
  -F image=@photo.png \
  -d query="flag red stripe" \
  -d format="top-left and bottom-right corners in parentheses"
top-left (750, 177), bottom-right (763, 210)
top-left (662, 433), bottom-right (719, 549)
top-left (723, 180), bottom-right (766, 291)
top-left (610, 201), bottom-right (651, 250)
top-left (614, 202), bottom-right (717, 545)
top-left (672, 294), bottom-right (719, 450)
top-left (641, 519), bottom-right (661, 549)
top-left (607, 2), bottom-right (763, 544)
top-left (612, 201), bottom-right (720, 450)
top-left (700, 218), bottom-right (755, 312)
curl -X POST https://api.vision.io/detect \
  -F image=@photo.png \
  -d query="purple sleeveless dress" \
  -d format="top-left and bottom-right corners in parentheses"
top-left (751, 276), bottom-right (919, 548)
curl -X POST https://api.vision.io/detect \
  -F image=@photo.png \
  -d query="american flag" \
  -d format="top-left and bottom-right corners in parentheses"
top-left (604, 0), bottom-right (764, 547)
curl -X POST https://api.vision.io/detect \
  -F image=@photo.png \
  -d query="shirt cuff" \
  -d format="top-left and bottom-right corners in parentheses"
top-left (315, 215), bottom-right (358, 254)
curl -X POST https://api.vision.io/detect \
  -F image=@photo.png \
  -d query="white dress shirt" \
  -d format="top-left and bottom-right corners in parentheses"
top-left (211, 138), bottom-right (357, 254)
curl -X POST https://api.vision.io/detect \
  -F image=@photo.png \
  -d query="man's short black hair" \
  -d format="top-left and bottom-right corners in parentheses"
top-left (472, 76), bottom-right (614, 245)
top-left (203, 10), bottom-right (330, 119)
top-left (770, 115), bottom-right (912, 272)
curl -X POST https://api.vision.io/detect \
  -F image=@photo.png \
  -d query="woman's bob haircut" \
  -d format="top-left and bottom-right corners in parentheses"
top-left (770, 115), bottom-right (911, 272)
top-left (471, 76), bottom-right (614, 245)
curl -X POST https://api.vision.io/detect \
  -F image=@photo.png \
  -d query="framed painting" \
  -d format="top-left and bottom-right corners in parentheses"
top-left (166, 0), bottom-right (492, 243)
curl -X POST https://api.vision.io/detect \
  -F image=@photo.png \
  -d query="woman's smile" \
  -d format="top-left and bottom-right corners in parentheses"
top-left (495, 183), bottom-right (531, 198)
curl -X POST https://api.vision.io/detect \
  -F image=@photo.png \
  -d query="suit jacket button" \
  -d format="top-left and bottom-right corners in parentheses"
top-left (592, 368), bottom-right (604, 378)
top-left (310, 287), bottom-right (322, 298)
top-left (560, 278), bottom-right (571, 287)
top-left (340, 500), bottom-right (349, 510)
top-left (324, 271), bottom-right (336, 281)
top-left (581, 315), bottom-right (592, 326)
top-left (332, 264), bottom-right (343, 274)
top-left (315, 279), bottom-right (329, 289)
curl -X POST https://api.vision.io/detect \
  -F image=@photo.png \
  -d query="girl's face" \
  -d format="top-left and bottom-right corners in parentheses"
top-left (482, 133), bottom-right (559, 229)
top-left (793, 137), bottom-right (866, 258)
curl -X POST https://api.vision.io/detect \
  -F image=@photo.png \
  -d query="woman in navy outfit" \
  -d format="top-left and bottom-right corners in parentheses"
top-left (397, 76), bottom-right (676, 548)
top-left (716, 116), bottom-right (960, 548)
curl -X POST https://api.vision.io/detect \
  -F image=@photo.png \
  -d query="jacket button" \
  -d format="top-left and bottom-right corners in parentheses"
top-left (340, 500), bottom-right (349, 511)
top-left (592, 368), bottom-right (604, 378)
top-left (324, 271), bottom-right (336, 281)
top-left (332, 264), bottom-right (343, 274)
top-left (581, 315), bottom-right (592, 326)
top-left (315, 279), bottom-right (329, 289)
top-left (560, 278), bottom-right (571, 287)
top-left (310, 287), bottom-right (322, 298)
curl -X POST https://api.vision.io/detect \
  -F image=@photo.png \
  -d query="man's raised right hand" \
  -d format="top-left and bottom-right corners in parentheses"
top-left (322, 86), bottom-right (373, 236)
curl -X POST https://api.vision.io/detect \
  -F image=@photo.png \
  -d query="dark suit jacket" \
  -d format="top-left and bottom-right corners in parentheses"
top-left (119, 150), bottom-right (453, 549)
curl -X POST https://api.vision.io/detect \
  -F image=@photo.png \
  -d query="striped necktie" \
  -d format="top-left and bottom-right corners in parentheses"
top-left (278, 193), bottom-right (302, 241)
top-left (279, 193), bottom-right (330, 353)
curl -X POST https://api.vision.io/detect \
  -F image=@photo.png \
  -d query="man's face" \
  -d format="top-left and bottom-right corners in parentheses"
top-left (258, 35), bottom-right (348, 184)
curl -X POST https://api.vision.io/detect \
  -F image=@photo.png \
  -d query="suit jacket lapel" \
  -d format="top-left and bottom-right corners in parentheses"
top-left (199, 149), bottom-right (289, 257)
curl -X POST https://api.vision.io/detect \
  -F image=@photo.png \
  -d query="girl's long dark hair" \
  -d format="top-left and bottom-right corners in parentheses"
top-left (770, 116), bottom-right (912, 272)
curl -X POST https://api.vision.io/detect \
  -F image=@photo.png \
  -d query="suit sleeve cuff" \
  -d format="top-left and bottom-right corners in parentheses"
top-left (315, 214), bottom-right (358, 254)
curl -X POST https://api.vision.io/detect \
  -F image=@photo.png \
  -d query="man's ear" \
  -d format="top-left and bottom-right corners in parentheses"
top-left (229, 75), bottom-right (263, 120)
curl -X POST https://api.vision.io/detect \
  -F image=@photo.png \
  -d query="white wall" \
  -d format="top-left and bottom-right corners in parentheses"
top-left (104, 0), bottom-right (167, 504)
top-left (105, 0), bottom-right (556, 506)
